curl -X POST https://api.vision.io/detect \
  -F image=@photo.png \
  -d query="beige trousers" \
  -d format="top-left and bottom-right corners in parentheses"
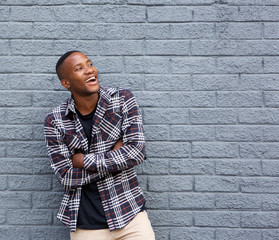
top-left (70, 211), bottom-right (155, 240)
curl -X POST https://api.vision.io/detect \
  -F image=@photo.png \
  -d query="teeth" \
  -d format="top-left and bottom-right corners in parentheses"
top-left (85, 77), bottom-right (96, 83)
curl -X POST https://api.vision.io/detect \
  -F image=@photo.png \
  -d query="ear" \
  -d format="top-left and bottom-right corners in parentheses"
top-left (61, 79), bottom-right (70, 90)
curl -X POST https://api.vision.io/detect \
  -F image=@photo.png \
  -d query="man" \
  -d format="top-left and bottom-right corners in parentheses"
top-left (44, 51), bottom-right (155, 240)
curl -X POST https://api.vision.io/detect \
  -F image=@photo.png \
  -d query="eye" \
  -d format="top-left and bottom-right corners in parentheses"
top-left (88, 62), bottom-right (93, 67)
top-left (75, 66), bottom-right (82, 71)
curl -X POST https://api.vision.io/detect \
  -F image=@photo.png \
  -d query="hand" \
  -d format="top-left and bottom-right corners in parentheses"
top-left (113, 138), bottom-right (123, 151)
top-left (72, 152), bottom-right (84, 168)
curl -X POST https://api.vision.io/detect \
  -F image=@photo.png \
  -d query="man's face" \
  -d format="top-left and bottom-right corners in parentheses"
top-left (60, 52), bottom-right (100, 98)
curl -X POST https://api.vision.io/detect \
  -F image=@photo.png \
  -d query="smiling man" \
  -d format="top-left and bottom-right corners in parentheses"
top-left (44, 51), bottom-right (155, 240)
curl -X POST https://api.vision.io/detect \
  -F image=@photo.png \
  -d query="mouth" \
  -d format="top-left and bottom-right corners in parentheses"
top-left (85, 76), bottom-right (97, 84)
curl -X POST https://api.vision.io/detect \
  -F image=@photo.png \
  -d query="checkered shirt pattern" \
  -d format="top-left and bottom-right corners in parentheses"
top-left (44, 87), bottom-right (146, 232)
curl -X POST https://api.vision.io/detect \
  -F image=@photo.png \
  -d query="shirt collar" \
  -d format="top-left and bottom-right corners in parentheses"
top-left (65, 87), bottom-right (116, 116)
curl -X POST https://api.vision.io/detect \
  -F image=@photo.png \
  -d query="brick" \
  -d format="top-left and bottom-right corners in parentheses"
top-left (53, 40), bottom-right (99, 56)
top-left (98, 6), bottom-right (146, 23)
top-left (136, 175), bottom-right (148, 192)
top-left (262, 161), bottom-right (279, 176)
top-left (0, 6), bottom-right (9, 21)
top-left (144, 125), bottom-right (170, 141)
top-left (0, 192), bottom-right (31, 209)
top-left (0, 143), bottom-right (5, 158)
top-left (0, 92), bottom-right (32, 107)
top-left (144, 192), bottom-right (169, 209)
top-left (32, 92), bottom-right (70, 107)
top-left (225, 0), bottom-right (264, 4)
top-left (134, 92), bottom-right (170, 108)
top-left (195, 176), bottom-right (239, 192)
top-left (146, 40), bottom-right (190, 55)
top-left (92, 57), bottom-right (123, 73)
top-left (11, 6), bottom-right (54, 22)
top-left (51, 6), bottom-right (84, 22)
top-left (193, 5), bottom-right (238, 21)
top-left (143, 108), bottom-right (189, 124)
top-left (240, 74), bottom-right (279, 90)
top-left (263, 126), bottom-right (279, 141)
top-left (100, 74), bottom-right (144, 90)
top-left (241, 212), bottom-right (279, 228)
top-left (216, 193), bottom-right (261, 209)
top-left (216, 57), bottom-right (262, 74)
top-left (7, 209), bottom-right (52, 225)
top-left (238, 6), bottom-right (279, 21)
top-left (171, 57), bottom-right (215, 74)
top-left (0, 57), bottom-right (33, 73)
top-left (262, 194), bottom-right (279, 210)
top-left (0, 0), bottom-right (33, 4)
top-left (191, 109), bottom-right (238, 124)
top-left (216, 126), bottom-right (262, 141)
top-left (0, 23), bottom-right (33, 39)
top-left (148, 175), bottom-right (192, 192)
top-left (33, 158), bottom-right (53, 175)
top-left (0, 158), bottom-right (33, 174)
top-left (192, 40), bottom-right (238, 56)
top-left (240, 143), bottom-right (279, 159)
top-left (148, 210), bottom-right (192, 226)
top-left (8, 175), bottom-right (52, 191)
top-left (264, 23), bottom-right (279, 39)
top-left (100, 40), bottom-right (143, 56)
top-left (33, 125), bottom-right (44, 141)
top-left (216, 160), bottom-right (261, 176)
top-left (0, 126), bottom-right (32, 140)
top-left (0, 75), bottom-right (9, 90)
top-left (264, 57), bottom-right (279, 73)
top-left (0, 110), bottom-right (5, 124)
top-left (263, 230), bottom-right (279, 240)
top-left (140, 158), bottom-right (169, 175)
top-left (11, 40), bottom-right (53, 56)
top-left (239, 108), bottom-right (279, 124)
top-left (9, 74), bottom-right (55, 90)
top-left (170, 193), bottom-right (214, 209)
top-left (30, 226), bottom-right (69, 240)
top-left (216, 23), bottom-right (262, 39)
top-left (33, 23), bottom-right (80, 39)
top-left (146, 142), bottom-right (190, 158)
top-left (127, 0), bottom-right (215, 4)
top-left (125, 57), bottom-right (169, 74)
top-left (6, 108), bottom-right (50, 124)
top-left (0, 176), bottom-right (7, 190)
top-left (33, 192), bottom-right (63, 209)
top-left (171, 23), bottom-right (215, 39)
top-left (170, 228), bottom-right (215, 240)
top-left (148, 7), bottom-right (192, 22)
top-left (170, 92), bottom-right (215, 107)
top-left (123, 24), bottom-right (170, 39)
top-left (0, 227), bottom-right (30, 240)
top-left (170, 126), bottom-right (215, 141)
top-left (82, 0), bottom-right (125, 3)
top-left (193, 74), bottom-right (238, 90)
top-left (35, 0), bottom-right (79, 4)
top-left (169, 159), bottom-right (214, 175)
top-left (264, 92), bottom-right (279, 107)
top-left (79, 24), bottom-right (124, 40)
top-left (194, 212), bottom-right (240, 227)
top-left (33, 56), bottom-right (57, 73)
top-left (6, 141), bottom-right (47, 157)
top-left (192, 142), bottom-right (238, 158)
top-left (240, 178), bottom-right (279, 193)
top-left (0, 40), bottom-right (9, 55)
top-left (216, 229), bottom-right (261, 240)
top-left (145, 75), bottom-right (191, 91)
top-left (153, 228), bottom-right (169, 240)
top-left (239, 40), bottom-right (279, 56)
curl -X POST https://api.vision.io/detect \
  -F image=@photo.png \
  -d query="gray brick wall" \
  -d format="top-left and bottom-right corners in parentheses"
top-left (0, 0), bottom-right (279, 239)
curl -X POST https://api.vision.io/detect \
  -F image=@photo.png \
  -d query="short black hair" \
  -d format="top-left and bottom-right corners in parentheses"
top-left (56, 50), bottom-right (80, 80)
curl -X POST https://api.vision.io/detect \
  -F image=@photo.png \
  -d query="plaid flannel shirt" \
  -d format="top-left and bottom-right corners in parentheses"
top-left (44, 87), bottom-right (146, 232)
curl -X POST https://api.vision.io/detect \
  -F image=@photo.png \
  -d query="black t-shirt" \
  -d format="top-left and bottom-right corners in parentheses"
top-left (75, 106), bottom-right (109, 230)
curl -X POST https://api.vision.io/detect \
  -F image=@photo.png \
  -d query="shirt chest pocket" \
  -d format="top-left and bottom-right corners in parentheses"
top-left (100, 111), bottom-right (123, 141)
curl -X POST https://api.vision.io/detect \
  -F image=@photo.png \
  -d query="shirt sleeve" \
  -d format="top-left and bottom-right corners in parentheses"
top-left (83, 89), bottom-right (146, 173)
top-left (44, 116), bottom-right (106, 191)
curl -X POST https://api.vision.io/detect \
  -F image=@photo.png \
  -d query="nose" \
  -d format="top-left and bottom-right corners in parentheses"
top-left (85, 66), bottom-right (94, 74)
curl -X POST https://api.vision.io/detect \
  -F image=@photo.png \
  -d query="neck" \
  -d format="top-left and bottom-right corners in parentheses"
top-left (73, 93), bottom-right (99, 115)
